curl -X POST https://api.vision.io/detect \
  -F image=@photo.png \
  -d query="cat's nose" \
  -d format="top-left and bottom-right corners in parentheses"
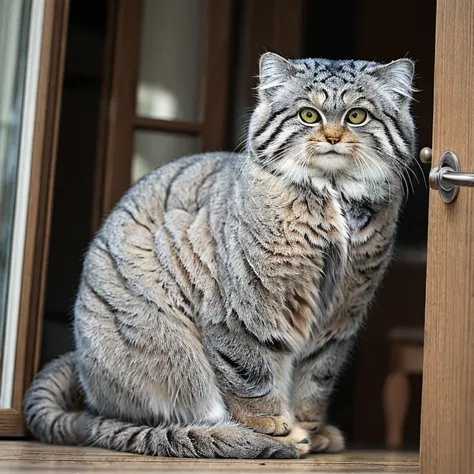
top-left (326, 136), bottom-right (340, 145)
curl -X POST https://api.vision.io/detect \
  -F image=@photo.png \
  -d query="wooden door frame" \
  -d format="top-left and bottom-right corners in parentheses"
top-left (0, 0), bottom-right (69, 436)
top-left (420, 0), bottom-right (474, 471)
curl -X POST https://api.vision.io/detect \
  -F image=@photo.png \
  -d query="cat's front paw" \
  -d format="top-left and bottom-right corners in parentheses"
top-left (308, 424), bottom-right (345, 453)
top-left (226, 394), bottom-right (292, 436)
top-left (242, 414), bottom-right (292, 436)
top-left (277, 425), bottom-right (311, 457)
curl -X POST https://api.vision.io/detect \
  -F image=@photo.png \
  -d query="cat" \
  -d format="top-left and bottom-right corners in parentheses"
top-left (24, 52), bottom-right (415, 459)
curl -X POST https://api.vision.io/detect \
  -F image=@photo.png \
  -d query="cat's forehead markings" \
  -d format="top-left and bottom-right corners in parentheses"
top-left (340, 90), bottom-right (348, 105)
top-left (311, 90), bottom-right (328, 107)
top-left (342, 90), bottom-right (363, 107)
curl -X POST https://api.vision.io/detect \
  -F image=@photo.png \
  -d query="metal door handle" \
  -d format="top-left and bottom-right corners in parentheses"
top-left (419, 148), bottom-right (474, 203)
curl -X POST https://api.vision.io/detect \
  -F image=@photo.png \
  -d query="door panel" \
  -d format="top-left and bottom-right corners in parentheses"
top-left (101, 0), bottom-right (234, 215)
top-left (136, 0), bottom-right (206, 122)
top-left (421, 0), bottom-right (474, 471)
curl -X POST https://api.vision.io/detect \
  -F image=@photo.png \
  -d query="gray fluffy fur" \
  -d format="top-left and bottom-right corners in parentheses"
top-left (24, 53), bottom-right (415, 459)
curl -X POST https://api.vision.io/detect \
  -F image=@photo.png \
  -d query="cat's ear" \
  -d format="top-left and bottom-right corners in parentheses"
top-left (258, 52), bottom-right (295, 100)
top-left (370, 58), bottom-right (415, 102)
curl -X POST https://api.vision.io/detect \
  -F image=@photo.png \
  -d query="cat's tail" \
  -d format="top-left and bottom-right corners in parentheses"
top-left (23, 352), bottom-right (309, 459)
top-left (23, 352), bottom-right (86, 445)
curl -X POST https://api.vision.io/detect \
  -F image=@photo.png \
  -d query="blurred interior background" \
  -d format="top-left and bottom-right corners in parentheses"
top-left (39, 0), bottom-right (436, 449)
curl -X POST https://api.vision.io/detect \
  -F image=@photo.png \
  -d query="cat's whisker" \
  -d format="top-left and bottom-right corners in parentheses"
top-left (358, 144), bottom-right (413, 198)
top-left (359, 143), bottom-right (424, 190)
top-left (352, 154), bottom-right (371, 191)
top-left (357, 153), bottom-right (388, 197)
top-left (356, 148), bottom-right (392, 187)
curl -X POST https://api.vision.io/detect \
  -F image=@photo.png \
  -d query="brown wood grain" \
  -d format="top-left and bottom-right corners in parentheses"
top-left (199, 0), bottom-right (234, 152)
top-left (102, 0), bottom-right (142, 215)
top-left (4, 0), bottom-right (70, 436)
top-left (420, 0), bottom-right (474, 472)
top-left (91, 0), bottom-right (119, 233)
top-left (0, 411), bottom-right (28, 437)
top-left (0, 442), bottom-right (419, 473)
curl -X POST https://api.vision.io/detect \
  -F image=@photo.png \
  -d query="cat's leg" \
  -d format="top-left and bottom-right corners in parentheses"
top-left (76, 304), bottom-right (309, 458)
top-left (292, 338), bottom-right (352, 453)
top-left (202, 319), bottom-right (297, 437)
top-left (77, 310), bottom-right (228, 427)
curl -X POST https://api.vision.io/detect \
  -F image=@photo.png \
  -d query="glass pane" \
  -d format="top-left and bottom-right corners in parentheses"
top-left (0, 0), bottom-right (32, 367)
top-left (136, 0), bottom-right (206, 121)
top-left (132, 131), bottom-right (198, 183)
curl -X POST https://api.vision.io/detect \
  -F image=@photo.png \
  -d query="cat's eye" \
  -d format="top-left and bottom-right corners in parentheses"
top-left (346, 108), bottom-right (368, 125)
top-left (299, 107), bottom-right (321, 125)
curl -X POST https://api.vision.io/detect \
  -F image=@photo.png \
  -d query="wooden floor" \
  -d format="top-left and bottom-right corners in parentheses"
top-left (0, 442), bottom-right (419, 473)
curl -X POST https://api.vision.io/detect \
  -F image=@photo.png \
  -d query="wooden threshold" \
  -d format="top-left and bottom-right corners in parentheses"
top-left (0, 442), bottom-right (419, 473)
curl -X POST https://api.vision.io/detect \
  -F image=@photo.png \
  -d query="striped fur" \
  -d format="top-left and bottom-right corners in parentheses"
top-left (24, 53), bottom-right (415, 458)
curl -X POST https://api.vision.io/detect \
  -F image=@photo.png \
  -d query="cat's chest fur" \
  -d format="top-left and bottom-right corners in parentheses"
top-left (280, 186), bottom-right (377, 265)
top-left (276, 186), bottom-right (379, 341)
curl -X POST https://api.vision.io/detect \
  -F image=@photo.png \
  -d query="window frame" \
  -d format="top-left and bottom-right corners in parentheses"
top-left (97, 0), bottom-right (235, 219)
top-left (0, 0), bottom-right (70, 436)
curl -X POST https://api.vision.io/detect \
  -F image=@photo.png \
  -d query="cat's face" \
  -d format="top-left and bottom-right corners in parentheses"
top-left (248, 53), bottom-right (416, 195)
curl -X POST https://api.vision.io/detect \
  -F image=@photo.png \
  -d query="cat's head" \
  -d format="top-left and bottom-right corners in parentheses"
top-left (248, 52), bottom-right (416, 196)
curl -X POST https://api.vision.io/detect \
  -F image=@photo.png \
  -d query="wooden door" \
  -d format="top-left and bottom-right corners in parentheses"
top-left (420, 0), bottom-right (474, 471)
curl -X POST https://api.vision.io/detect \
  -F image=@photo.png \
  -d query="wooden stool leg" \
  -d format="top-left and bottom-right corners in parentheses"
top-left (383, 371), bottom-right (410, 449)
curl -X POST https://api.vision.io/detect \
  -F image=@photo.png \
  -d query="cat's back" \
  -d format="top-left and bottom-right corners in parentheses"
top-left (118, 151), bottom-right (240, 219)
top-left (79, 151), bottom-right (241, 308)
top-left (94, 151), bottom-right (241, 241)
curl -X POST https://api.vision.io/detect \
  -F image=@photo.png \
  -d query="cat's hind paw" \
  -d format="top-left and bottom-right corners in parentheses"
top-left (309, 424), bottom-right (345, 453)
